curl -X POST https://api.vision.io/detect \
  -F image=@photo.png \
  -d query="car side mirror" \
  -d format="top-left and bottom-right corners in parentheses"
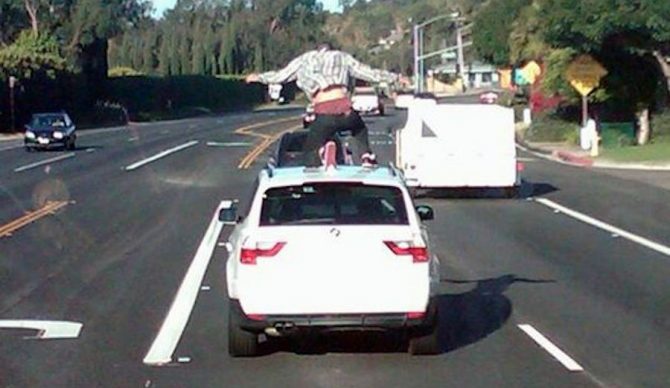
top-left (415, 205), bottom-right (434, 221)
top-left (218, 200), bottom-right (239, 225)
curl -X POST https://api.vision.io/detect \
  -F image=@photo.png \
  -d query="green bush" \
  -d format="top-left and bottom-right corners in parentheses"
top-left (524, 115), bottom-right (579, 143)
top-left (652, 110), bottom-right (670, 143)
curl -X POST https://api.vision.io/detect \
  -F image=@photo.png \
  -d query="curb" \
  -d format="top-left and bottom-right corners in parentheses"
top-left (518, 139), bottom-right (670, 171)
top-left (553, 150), bottom-right (594, 167)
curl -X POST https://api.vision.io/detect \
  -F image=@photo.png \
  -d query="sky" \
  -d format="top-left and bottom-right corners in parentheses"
top-left (151, 0), bottom-right (342, 16)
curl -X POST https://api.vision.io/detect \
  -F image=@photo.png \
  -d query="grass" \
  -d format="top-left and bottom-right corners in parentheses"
top-left (601, 136), bottom-right (670, 163)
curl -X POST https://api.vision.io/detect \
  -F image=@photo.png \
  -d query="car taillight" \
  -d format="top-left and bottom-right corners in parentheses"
top-left (517, 161), bottom-right (525, 172)
top-left (406, 312), bottom-right (426, 319)
top-left (384, 241), bottom-right (429, 263)
top-left (240, 242), bottom-right (286, 265)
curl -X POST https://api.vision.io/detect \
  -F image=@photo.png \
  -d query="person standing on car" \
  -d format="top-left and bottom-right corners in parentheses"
top-left (246, 43), bottom-right (404, 166)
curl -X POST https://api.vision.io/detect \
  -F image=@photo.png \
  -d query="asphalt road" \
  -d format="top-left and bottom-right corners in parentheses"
top-left (1, 104), bottom-right (669, 388)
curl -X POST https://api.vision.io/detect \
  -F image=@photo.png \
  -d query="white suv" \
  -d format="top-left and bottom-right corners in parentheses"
top-left (220, 165), bottom-right (441, 356)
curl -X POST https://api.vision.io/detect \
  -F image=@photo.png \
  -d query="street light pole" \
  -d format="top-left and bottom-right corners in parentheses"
top-left (418, 28), bottom-right (424, 93)
top-left (9, 76), bottom-right (17, 132)
top-left (413, 12), bottom-right (466, 95)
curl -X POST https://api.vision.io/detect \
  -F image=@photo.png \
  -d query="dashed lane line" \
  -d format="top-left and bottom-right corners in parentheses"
top-left (535, 197), bottom-right (670, 257)
top-left (13, 153), bottom-right (76, 173)
top-left (124, 140), bottom-right (199, 171)
top-left (518, 324), bottom-right (584, 372)
top-left (206, 141), bottom-right (253, 147)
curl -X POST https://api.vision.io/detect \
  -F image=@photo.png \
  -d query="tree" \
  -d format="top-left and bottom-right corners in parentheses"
top-left (471, 0), bottom-right (531, 66)
top-left (539, 0), bottom-right (670, 144)
top-left (0, 29), bottom-right (68, 79)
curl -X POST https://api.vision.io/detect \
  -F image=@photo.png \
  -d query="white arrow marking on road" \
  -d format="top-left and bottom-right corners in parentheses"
top-left (206, 141), bottom-right (253, 147)
top-left (143, 201), bottom-right (228, 366)
top-left (0, 320), bottom-right (83, 339)
top-left (535, 198), bottom-right (670, 257)
top-left (125, 140), bottom-right (199, 171)
top-left (14, 153), bottom-right (76, 173)
top-left (518, 324), bottom-right (584, 372)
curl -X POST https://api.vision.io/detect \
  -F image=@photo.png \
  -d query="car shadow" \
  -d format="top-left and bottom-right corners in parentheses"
top-left (29, 145), bottom-right (104, 153)
top-left (257, 274), bottom-right (554, 356)
top-left (435, 275), bottom-right (554, 353)
top-left (415, 180), bottom-right (559, 200)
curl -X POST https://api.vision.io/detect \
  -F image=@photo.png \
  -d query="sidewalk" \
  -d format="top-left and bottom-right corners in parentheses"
top-left (520, 140), bottom-right (670, 171)
top-left (0, 133), bottom-right (22, 142)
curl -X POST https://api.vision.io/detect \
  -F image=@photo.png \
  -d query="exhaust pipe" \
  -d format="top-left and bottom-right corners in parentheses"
top-left (264, 322), bottom-right (297, 337)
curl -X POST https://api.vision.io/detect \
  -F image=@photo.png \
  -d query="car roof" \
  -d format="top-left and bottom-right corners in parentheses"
top-left (259, 165), bottom-right (404, 187)
top-left (33, 112), bottom-right (67, 116)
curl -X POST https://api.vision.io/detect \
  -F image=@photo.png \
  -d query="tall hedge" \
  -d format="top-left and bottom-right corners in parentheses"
top-left (104, 75), bottom-right (267, 120)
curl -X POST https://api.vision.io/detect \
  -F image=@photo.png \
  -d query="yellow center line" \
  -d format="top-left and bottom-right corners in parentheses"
top-left (238, 125), bottom-right (302, 169)
top-left (0, 201), bottom-right (71, 238)
top-left (234, 115), bottom-right (302, 169)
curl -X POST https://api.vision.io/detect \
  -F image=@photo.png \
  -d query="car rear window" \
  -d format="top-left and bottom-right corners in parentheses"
top-left (260, 183), bottom-right (408, 226)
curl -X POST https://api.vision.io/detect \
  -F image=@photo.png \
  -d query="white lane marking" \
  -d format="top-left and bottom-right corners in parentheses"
top-left (206, 141), bottom-right (253, 147)
top-left (128, 137), bottom-right (139, 142)
top-left (535, 198), bottom-right (670, 257)
top-left (518, 324), bottom-right (584, 372)
top-left (14, 153), bottom-right (76, 173)
top-left (125, 140), bottom-right (199, 171)
top-left (0, 143), bottom-right (22, 152)
top-left (143, 201), bottom-right (227, 366)
top-left (0, 320), bottom-right (83, 339)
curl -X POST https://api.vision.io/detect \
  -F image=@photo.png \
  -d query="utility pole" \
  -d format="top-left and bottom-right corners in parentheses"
top-left (9, 76), bottom-right (17, 132)
top-left (456, 23), bottom-right (466, 92)
top-left (413, 25), bottom-right (420, 93)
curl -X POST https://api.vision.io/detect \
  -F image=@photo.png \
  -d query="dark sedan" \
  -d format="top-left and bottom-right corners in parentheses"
top-left (24, 112), bottom-right (77, 151)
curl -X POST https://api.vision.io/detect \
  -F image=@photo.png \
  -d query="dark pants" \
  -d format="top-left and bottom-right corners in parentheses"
top-left (303, 110), bottom-right (371, 166)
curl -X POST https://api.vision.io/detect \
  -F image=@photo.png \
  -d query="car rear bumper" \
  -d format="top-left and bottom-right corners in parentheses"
top-left (231, 299), bottom-right (436, 333)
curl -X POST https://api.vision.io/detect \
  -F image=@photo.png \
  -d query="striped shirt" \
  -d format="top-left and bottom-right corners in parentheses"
top-left (257, 49), bottom-right (399, 98)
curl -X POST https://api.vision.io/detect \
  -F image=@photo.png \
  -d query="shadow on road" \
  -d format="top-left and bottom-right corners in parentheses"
top-left (415, 180), bottom-right (559, 200)
top-left (254, 274), bottom-right (554, 356)
top-left (436, 275), bottom-right (554, 353)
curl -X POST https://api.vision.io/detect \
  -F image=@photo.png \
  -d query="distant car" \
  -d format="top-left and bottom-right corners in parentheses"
top-left (394, 92), bottom-right (415, 109)
top-left (352, 87), bottom-right (384, 116)
top-left (479, 91), bottom-right (499, 104)
top-left (273, 130), bottom-right (348, 167)
top-left (302, 104), bottom-right (315, 128)
top-left (24, 112), bottom-right (77, 151)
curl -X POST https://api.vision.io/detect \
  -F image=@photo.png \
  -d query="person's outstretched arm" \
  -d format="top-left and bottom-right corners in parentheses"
top-left (344, 52), bottom-right (399, 84)
top-left (246, 53), bottom-right (306, 84)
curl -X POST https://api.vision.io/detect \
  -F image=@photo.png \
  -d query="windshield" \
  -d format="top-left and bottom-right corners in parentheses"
top-left (260, 183), bottom-right (408, 226)
top-left (31, 115), bottom-right (66, 128)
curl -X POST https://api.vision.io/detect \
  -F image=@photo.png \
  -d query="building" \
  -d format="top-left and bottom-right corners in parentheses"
top-left (432, 61), bottom-right (500, 88)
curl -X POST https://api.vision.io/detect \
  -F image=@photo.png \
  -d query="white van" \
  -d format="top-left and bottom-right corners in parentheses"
top-left (396, 101), bottom-right (520, 194)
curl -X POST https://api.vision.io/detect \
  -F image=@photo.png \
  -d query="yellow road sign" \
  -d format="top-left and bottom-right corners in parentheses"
top-left (565, 55), bottom-right (608, 96)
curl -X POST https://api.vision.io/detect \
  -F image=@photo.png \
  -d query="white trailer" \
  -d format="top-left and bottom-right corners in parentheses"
top-left (396, 100), bottom-right (520, 191)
